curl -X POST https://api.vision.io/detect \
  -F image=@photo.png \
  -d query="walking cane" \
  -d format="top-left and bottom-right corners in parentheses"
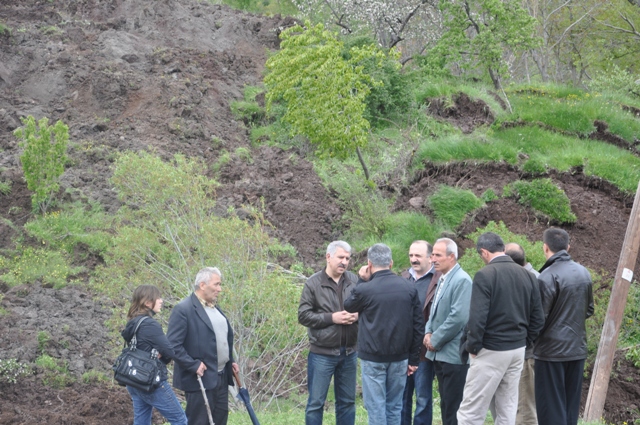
top-left (197, 374), bottom-right (215, 425)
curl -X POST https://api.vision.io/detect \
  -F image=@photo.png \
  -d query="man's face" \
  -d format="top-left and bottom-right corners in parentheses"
top-left (409, 243), bottom-right (431, 275)
top-left (431, 242), bottom-right (456, 274)
top-left (326, 247), bottom-right (351, 277)
top-left (200, 274), bottom-right (222, 304)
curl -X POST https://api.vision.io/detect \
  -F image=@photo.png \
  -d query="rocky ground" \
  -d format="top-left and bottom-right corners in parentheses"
top-left (0, 0), bottom-right (639, 423)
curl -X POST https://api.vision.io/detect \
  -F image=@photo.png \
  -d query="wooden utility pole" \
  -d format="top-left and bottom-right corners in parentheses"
top-left (583, 179), bottom-right (640, 421)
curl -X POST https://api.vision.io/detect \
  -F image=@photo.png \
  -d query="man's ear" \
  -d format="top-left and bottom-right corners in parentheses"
top-left (567, 244), bottom-right (570, 252)
top-left (326, 252), bottom-right (331, 262)
top-left (389, 260), bottom-right (393, 268)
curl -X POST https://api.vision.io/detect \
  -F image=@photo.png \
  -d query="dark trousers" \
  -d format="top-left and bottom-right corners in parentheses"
top-left (535, 359), bottom-right (585, 425)
top-left (434, 360), bottom-right (468, 425)
top-left (185, 369), bottom-right (229, 425)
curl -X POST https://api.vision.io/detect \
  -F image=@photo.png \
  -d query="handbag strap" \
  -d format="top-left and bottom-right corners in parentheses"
top-left (128, 316), bottom-right (148, 349)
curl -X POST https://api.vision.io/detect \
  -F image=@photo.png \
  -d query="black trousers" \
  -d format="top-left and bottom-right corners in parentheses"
top-left (434, 360), bottom-right (469, 425)
top-left (185, 369), bottom-right (229, 425)
top-left (535, 358), bottom-right (585, 425)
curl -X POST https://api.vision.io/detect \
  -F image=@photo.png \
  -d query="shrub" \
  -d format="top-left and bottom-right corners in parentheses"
top-left (589, 65), bottom-right (640, 98)
top-left (14, 116), bottom-right (69, 214)
top-left (522, 158), bottom-right (547, 174)
top-left (481, 188), bottom-right (498, 202)
top-left (458, 221), bottom-right (545, 277)
top-left (35, 354), bottom-right (73, 388)
top-left (428, 185), bottom-right (484, 229)
top-left (99, 151), bottom-right (306, 406)
top-left (0, 180), bottom-right (10, 195)
top-left (0, 358), bottom-right (31, 384)
top-left (24, 202), bottom-right (112, 256)
top-left (505, 178), bottom-right (576, 224)
top-left (0, 247), bottom-right (83, 288)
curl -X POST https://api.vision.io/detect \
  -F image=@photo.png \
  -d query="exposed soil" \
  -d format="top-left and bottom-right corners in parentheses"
top-left (0, 0), bottom-right (639, 423)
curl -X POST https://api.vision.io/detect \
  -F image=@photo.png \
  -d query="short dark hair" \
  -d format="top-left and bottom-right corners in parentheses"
top-left (505, 243), bottom-right (526, 266)
top-left (476, 232), bottom-right (505, 254)
top-left (543, 228), bottom-right (569, 253)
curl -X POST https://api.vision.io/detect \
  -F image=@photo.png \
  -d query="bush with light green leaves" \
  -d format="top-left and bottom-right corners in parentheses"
top-left (98, 151), bottom-right (306, 407)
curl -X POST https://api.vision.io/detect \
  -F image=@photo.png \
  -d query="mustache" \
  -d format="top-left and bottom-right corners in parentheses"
top-left (411, 261), bottom-right (421, 265)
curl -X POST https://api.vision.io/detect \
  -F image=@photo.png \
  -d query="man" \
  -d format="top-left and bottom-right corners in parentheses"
top-left (401, 241), bottom-right (441, 425)
top-left (298, 241), bottom-right (359, 425)
top-left (505, 242), bottom-right (540, 278)
top-left (504, 242), bottom-right (540, 425)
top-left (457, 233), bottom-right (544, 425)
top-left (344, 243), bottom-right (423, 425)
top-left (535, 228), bottom-right (594, 425)
top-left (167, 267), bottom-right (239, 425)
top-left (424, 238), bottom-right (472, 425)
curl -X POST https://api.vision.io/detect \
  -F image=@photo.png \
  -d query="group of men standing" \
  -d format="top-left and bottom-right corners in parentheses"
top-left (299, 228), bottom-right (594, 425)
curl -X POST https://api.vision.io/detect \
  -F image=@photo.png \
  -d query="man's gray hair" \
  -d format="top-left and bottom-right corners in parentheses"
top-left (435, 237), bottom-right (458, 259)
top-left (193, 267), bottom-right (222, 291)
top-left (327, 240), bottom-right (352, 257)
top-left (367, 243), bottom-right (393, 267)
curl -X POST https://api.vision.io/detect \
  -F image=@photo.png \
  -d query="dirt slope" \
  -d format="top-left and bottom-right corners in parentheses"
top-left (0, 0), bottom-right (639, 423)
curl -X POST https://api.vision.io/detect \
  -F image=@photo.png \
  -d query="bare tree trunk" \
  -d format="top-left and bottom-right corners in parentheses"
top-left (356, 146), bottom-right (370, 181)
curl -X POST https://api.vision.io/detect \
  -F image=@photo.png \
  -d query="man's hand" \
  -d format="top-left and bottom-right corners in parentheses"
top-left (407, 365), bottom-right (418, 376)
top-left (358, 265), bottom-right (371, 281)
top-left (196, 361), bottom-right (207, 377)
top-left (423, 333), bottom-right (436, 351)
top-left (232, 362), bottom-right (240, 374)
top-left (332, 311), bottom-right (358, 325)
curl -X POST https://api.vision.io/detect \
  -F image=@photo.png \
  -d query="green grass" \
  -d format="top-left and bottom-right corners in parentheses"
top-left (507, 85), bottom-right (640, 142)
top-left (414, 126), bottom-right (640, 193)
top-left (0, 247), bottom-right (83, 288)
top-left (23, 202), bottom-right (112, 255)
top-left (504, 178), bottom-right (576, 224)
top-left (428, 185), bottom-right (485, 229)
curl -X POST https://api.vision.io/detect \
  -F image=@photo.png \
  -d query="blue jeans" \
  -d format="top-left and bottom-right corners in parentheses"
top-left (361, 359), bottom-right (409, 425)
top-left (401, 360), bottom-right (435, 425)
top-left (127, 380), bottom-right (187, 425)
top-left (305, 349), bottom-right (357, 425)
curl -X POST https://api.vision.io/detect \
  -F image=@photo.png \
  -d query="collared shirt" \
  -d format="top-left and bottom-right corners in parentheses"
top-left (434, 267), bottom-right (454, 307)
top-left (195, 293), bottom-right (215, 309)
top-left (408, 265), bottom-right (433, 282)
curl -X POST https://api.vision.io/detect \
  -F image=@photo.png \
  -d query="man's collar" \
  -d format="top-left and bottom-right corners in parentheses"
top-left (323, 268), bottom-right (344, 284)
top-left (489, 253), bottom-right (508, 263)
top-left (408, 265), bottom-right (434, 281)
top-left (195, 293), bottom-right (215, 309)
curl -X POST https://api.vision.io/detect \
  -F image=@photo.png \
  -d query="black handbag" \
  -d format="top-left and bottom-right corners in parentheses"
top-left (113, 316), bottom-right (162, 392)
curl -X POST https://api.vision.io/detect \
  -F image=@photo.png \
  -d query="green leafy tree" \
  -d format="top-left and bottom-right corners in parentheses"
top-left (436, 0), bottom-right (540, 90)
top-left (14, 116), bottom-right (69, 214)
top-left (264, 21), bottom-right (389, 180)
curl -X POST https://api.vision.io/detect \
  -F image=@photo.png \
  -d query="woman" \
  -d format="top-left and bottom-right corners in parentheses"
top-left (122, 285), bottom-right (187, 425)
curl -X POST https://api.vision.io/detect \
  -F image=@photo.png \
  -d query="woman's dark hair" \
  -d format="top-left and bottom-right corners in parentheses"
top-left (127, 285), bottom-right (162, 320)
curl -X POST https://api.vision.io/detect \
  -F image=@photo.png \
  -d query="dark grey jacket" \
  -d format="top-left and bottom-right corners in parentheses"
top-left (534, 250), bottom-right (594, 361)
top-left (166, 294), bottom-right (235, 392)
top-left (298, 270), bottom-right (359, 355)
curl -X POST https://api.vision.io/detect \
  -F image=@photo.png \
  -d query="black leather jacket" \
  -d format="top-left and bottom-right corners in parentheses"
top-left (298, 270), bottom-right (358, 355)
top-left (534, 250), bottom-right (594, 361)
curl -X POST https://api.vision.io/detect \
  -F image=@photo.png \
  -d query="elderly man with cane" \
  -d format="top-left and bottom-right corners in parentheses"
top-left (167, 267), bottom-right (240, 425)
